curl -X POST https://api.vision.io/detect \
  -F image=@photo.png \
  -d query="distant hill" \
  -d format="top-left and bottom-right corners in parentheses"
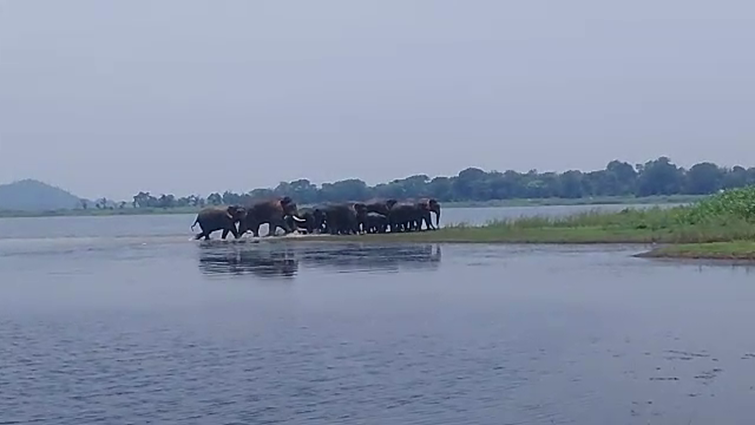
top-left (0, 179), bottom-right (84, 211)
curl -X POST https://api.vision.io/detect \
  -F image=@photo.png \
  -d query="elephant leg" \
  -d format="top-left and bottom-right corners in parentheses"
top-left (194, 232), bottom-right (206, 240)
top-left (222, 224), bottom-right (240, 239)
top-left (222, 222), bottom-right (239, 239)
top-left (327, 218), bottom-right (338, 234)
top-left (281, 219), bottom-right (295, 234)
top-left (269, 219), bottom-right (289, 236)
top-left (424, 214), bottom-right (435, 230)
top-left (248, 223), bottom-right (260, 238)
top-left (273, 219), bottom-right (291, 236)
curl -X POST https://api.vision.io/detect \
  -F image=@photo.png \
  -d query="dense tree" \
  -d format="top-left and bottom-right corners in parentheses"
top-left (207, 193), bottom-right (222, 206)
top-left (157, 194), bottom-right (175, 209)
top-left (636, 157), bottom-right (685, 196)
top-left (127, 157), bottom-right (755, 208)
top-left (132, 191), bottom-right (157, 208)
top-left (684, 162), bottom-right (724, 194)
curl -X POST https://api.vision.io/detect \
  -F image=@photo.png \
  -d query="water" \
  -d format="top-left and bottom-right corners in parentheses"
top-left (2, 205), bottom-right (754, 424)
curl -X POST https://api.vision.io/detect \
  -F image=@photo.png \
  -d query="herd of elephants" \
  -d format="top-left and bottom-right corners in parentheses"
top-left (190, 196), bottom-right (442, 240)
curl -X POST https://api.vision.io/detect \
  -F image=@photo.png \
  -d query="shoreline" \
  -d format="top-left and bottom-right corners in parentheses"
top-left (220, 227), bottom-right (755, 262)
top-left (0, 194), bottom-right (700, 219)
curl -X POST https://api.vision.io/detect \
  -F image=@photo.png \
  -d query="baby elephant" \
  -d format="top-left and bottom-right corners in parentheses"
top-left (191, 205), bottom-right (246, 240)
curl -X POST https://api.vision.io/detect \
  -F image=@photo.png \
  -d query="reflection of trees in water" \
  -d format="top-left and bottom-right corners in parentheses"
top-left (198, 242), bottom-right (298, 278)
top-left (197, 242), bottom-right (442, 278)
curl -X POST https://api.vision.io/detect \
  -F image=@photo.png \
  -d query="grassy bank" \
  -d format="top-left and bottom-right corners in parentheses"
top-left (0, 194), bottom-right (700, 218)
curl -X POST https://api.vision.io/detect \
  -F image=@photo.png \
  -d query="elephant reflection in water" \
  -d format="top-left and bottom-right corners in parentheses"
top-left (198, 245), bottom-right (298, 278)
top-left (299, 243), bottom-right (441, 273)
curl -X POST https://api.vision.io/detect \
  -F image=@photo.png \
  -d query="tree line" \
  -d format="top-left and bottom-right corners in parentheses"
top-left (98, 156), bottom-right (755, 210)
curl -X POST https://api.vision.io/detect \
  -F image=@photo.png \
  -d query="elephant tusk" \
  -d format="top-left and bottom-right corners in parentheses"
top-left (291, 215), bottom-right (307, 223)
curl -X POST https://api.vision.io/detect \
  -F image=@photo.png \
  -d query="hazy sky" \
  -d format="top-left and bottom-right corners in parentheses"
top-left (2, 0), bottom-right (755, 199)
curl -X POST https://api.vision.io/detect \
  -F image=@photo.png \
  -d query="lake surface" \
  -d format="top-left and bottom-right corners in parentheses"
top-left (2, 205), bottom-right (754, 424)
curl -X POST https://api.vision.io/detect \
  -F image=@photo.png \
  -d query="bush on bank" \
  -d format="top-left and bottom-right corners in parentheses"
top-left (448, 186), bottom-right (755, 244)
top-left (678, 185), bottom-right (755, 224)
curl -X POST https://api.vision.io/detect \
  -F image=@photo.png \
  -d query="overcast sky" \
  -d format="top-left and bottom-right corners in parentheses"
top-left (2, 0), bottom-right (754, 199)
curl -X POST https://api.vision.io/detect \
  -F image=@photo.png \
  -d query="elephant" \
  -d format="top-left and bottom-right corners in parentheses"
top-left (363, 198), bottom-right (398, 216)
top-left (321, 202), bottom-right (368, 235)
top-left (285, 206), bottom-right (326, 234)
top-left (191, 205), bottom-right (246, 240)
top-left (416, 198), bottom-right (441, 230)
top-left (365, 212), bottom-right (389, 233)
top-left (386, 202), bottom-right (433, 232)
top-left (238, 196), bottom-right (305, 237)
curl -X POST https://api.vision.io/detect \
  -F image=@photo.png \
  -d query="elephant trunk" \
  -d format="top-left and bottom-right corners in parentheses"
top-left (434, 207), bottom-right (441, 227)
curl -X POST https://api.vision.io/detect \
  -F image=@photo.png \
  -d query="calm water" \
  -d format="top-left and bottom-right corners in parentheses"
top-left (2, 205), bottom-right (754, 424)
